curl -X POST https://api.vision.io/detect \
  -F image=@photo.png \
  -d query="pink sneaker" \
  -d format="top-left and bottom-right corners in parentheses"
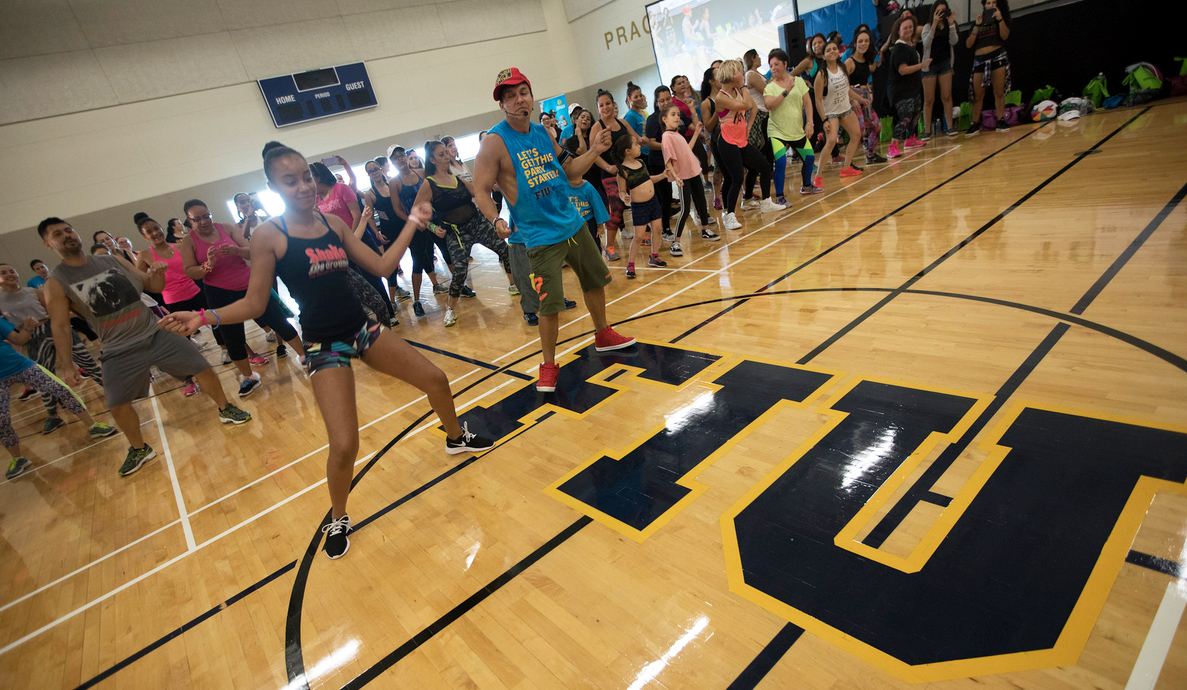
top-left (813, 175), bottom-right (824, 189)
top-left (905, 136), bottom-right (927, 149)
top-left (713, 197), bottom-right (723, 210)
top-left (887, 142), bottom-right (902, 159)
top-left (183, 380), bottom-right (200, 397)
top-left (249, 353), bottom-right (269, 366)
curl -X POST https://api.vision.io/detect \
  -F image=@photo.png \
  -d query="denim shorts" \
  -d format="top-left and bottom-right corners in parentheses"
top-left (924, 57), bottom-right (953, 77)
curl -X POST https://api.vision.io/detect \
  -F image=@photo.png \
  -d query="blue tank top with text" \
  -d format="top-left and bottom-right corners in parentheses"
top-left (489, 120), bottom-right (584, 248)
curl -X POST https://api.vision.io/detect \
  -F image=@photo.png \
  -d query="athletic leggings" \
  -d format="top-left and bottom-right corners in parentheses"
top-left (853, 85), bottom-right (882, 153)
top-left (772, 136), bottom-right (815, 195)
top-left (165, 292), bottom-right (225, 347)
top-left (892, 95), bottom-right (923, 142)
top-left (744, 114), bottom-right (775, 200)
top-left (347, 268), bottom-right (395, 324)
top-left (600, 176), bottom-right (625, 235)
top-left (674, 175), bottom-right (710, 239)
top-left (714, 132), bottom-right (772, 213)
top-left (647, 158), bottom-right (674, 232)
top-left (26, 322), bottom-right (100, 418)
top-left (408, 228), bottom-right (436, 276)
top-left (350, 261), bottom-right (395, 316)
top-left (441, 214), bottom-right (511, 298)
top-left (203, 284), bottom-right (298, 361)
top-left (1, 364), bottom-right (85, 448)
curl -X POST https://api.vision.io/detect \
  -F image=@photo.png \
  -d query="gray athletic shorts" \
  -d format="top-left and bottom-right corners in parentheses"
top-left (100, 330), bottom-right (210, 407)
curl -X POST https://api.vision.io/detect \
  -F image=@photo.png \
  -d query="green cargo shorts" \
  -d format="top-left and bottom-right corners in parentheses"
top-left (526, 227), bottom-right (612, 316)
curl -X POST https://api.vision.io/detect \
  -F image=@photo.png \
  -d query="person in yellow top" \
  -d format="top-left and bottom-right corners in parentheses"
top-left (764, 48), bottom-right (819, 200)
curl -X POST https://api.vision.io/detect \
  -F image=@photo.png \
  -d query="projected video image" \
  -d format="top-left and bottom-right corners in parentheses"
top-left (646, 0), bottom-right (797, 87)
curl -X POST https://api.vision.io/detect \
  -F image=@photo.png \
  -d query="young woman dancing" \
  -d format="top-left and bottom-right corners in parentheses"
top-left (160, 141), bottom-right (494, 559)
top-left (844, 31), bottom-right (887, 164)
top-left (612, 136), bottom-right (671, 278)
top-left (390, 147), bottom-right (451, 318)
top-left (814, 41), bottom-right (868, 179)
top-left (135, 213), bottom-right (224, 397)
top-left (412, 141), bottom-right (515, 328)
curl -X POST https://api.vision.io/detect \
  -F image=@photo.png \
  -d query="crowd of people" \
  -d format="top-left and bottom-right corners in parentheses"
top-left (2, 0), bottom-right (1013, 559)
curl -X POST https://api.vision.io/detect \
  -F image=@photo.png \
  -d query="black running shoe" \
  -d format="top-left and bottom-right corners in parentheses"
top-left (460, 286), bottom-right (477, 299)
top-left (276, 343), bottom-right (287, 358)
top-left (322, 515), bottom-right (352, 559)
top-left (6, 456), bottom-right (31, 480)
top-left (119, 444), bottom-right (157, 477)
top-left (524, 312), bottom-right (539, 326)
top-left (564, 299), bottom-right (577, 310)
top-left (446, 422), bottom-right (495, 455)
top-left (413, 301), bottom-right (426, 318)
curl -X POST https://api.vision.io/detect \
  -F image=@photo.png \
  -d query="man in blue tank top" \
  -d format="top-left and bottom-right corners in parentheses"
top-left (474, 68), bottom-right (636, 393)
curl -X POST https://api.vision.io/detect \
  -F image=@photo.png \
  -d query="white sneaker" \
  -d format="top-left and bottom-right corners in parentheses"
top-left (760, 198), bottom-right (789, 213)
top-left (669, 242), bottom-right (683, 256)
top-left (722, 212), bottom-right (742, 230)
top-left (444, 307), bottom-right (457, 328)
top-left (741, 198), bottom-right (760, 210)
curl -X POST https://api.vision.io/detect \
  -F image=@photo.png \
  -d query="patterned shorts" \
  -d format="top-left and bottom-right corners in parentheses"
top-left (302, 317), bottom-right (384, 376)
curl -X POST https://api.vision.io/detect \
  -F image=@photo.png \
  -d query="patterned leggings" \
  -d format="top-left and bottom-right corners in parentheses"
top-left (442, 214), bottom-right (511, 299)
top-left (26, 322), bottom-right (101, 418)
top-left (892, 95), bottom-right (923, 142)
top-left (600, 177), bottom-right (625, 235)
top-left (1, 365), bottom-right (86, 447)
top-left (347, 268), bottom-right (395, 324)
top-left (853, 85), bottom-right (882, 152)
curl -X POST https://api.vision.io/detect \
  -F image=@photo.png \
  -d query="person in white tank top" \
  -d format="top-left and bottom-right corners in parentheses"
top-left (813, 42), bottom-right (869, 180)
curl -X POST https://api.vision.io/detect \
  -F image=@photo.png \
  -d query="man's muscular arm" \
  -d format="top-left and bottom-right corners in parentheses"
top-left (474, 133), bottom-right (512, 238)
top-left (555, 129), bottom-right (611, 180)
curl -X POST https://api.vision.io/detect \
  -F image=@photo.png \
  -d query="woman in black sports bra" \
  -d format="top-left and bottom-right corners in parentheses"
top-left (160, 141), bottom-right (494, 561)
top-left (412, 140), bottom-right (514, 329)
top-left (362, 160), bottom-right (413, 305)
top-left (589, 90), bottom-right (636, 258)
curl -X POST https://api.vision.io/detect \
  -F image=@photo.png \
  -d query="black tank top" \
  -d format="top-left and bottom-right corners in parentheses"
top-left (848, 58), bottom-right (871, 86)
top-left (598, 120), bottom-right (632, 179)
top-left (370, 183), bottom-right (400, 236)
top-left (621, 162), bottom-right (650, 190)
top-left (274, 213), bottom-right (367, 342)
top-left (428, 176), bottom-right (476, 226)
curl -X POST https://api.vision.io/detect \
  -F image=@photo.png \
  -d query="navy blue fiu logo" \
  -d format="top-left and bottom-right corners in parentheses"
top-left (453, 341), bottom-right (1187, 682)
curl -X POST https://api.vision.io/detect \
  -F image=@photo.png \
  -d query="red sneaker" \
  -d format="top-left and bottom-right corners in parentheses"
top-left (594, 327), bottom-right (636, 352)
top-left (537, 362), bottom-right (560, 392)
top-left (839, 166), bottom-right (864, 178)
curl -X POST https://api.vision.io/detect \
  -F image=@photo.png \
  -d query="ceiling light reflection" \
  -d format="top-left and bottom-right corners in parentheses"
top-left (627, 616), bottom-right (710, 690)
top-left (840, 426), bottom-right (897, 490)
top-left (281, 638), bottom-right (360, 690)
top-left (665, 392), bottom-right (716, 433)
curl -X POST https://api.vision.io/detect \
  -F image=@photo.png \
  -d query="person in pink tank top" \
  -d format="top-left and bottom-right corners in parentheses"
top-left (179, 199), bottom-right (304, 398)
top-left (135, 212), bottom-right (227, 397)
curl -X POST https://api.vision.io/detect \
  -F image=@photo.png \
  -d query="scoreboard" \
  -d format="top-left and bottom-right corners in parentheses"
top-left (257, 62), bottom-right (377, 128)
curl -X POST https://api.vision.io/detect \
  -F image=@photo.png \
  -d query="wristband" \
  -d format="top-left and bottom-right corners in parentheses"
top-left (210, 309), bottom-right (220, 327)
top-left (200, 308), bottom-right (208, 326)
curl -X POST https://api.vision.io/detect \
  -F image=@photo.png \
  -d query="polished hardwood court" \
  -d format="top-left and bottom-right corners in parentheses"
top-left (2, 101), bottom-right (1186, 690)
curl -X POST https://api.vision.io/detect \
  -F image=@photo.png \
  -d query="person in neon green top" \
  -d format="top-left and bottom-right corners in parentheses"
top-left (764, 48), bottom-right (819, 199)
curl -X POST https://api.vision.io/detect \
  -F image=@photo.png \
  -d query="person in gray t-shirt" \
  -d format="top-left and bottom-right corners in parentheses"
top-left (37, 217), bottom-right (252, 478)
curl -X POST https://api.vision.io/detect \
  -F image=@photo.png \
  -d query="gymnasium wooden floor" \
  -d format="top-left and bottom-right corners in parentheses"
top-left (2, 102), bottom-right (1186, 690)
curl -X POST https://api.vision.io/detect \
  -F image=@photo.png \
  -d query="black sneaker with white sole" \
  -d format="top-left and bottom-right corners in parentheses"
top-left (322, 515), bottom-right (353, 559)
top-left (446, 422), bottom-right (495, 455)
top-left (119, 444), bottom-right (157, 477)
top-left (238, 376), bottom-right (261, 398)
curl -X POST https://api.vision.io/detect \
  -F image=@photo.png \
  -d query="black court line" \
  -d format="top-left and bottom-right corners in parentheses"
top-left (1127, 550), bottom-right (1187, 580)
top-left (726, 107), bottom-right (1162, 688)
top-left (404, 339), bottom-right (533, 380)
top-left (74, 561), bottom-right (296, 689)
top-left (339, 517), bottom-right (593, 689)
top-left (723, 623), bottom-right (805, 690)
top-left (797, 106), bottom-right (1152, 366)
top-left (863, 176), bottom-right (1186, 550)
top-left (755, 122), bottom-right (1048, 295)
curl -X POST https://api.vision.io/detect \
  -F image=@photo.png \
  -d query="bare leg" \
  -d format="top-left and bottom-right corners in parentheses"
top-left (939, 72), bottom-right (954, 130)
top-left (308, 367), bottom-right (358, 520)
top-left (4, 442), bottom-right (22, 460)
top-left (922, 76), bottom-right (936, 135)
top-left (539, 314), bottom-right (560, 364)
top-left (110, 404), bottom-right (144, 448)
top-left (193, 367), bottom-right (229, 408)
top-left (361, 330), bottom-right (463, 438)
top-left (628, 224), bottom-right (645, 265)
top-left (842, 113), bottom-right (861, 167)
top-left (232, 358), bottom-right (253, 378)
top-left (991, 67), bottom-right (1007, 120)
top-left (582, 288), bottom-right (610, 332)
top-left (284, 336), bottom-right (305, 358)
top-left (970, 78), bottom-right (986, 128)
